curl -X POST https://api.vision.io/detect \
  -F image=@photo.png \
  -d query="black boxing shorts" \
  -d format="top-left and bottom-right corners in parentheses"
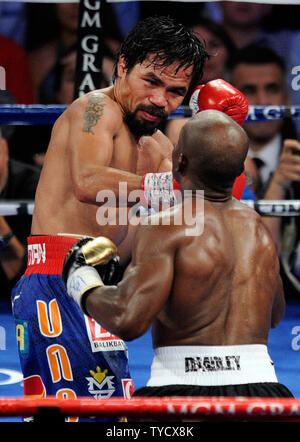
top-left (133, 382), bottom-right (294, 398)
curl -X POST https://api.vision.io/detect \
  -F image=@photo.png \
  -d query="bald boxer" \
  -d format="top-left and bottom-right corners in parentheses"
top-left (12, 16), bottom-right (248, 421)
top-left (63, 110), bottom-right (293, 403)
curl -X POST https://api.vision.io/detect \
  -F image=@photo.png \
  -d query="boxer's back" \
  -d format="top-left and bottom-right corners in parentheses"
top-left (153, 198), bottom-right (283, 348)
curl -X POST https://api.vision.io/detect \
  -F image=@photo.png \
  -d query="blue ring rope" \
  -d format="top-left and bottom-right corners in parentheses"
top-left (0, 105), bottom-right (299, 125)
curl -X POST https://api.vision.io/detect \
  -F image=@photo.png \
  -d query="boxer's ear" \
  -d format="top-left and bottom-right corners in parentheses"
top-left (117, 55), bottom-right (127, 79)
top-left (177, 153), bottom-right (188, 176)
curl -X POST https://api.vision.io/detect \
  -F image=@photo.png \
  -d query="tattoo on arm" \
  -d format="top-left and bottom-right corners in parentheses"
top-left (83, 94), bottom-right (106, 135)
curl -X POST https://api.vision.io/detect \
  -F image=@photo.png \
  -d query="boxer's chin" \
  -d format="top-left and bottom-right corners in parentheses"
top-left (125, 112), bottom-right (165, 138)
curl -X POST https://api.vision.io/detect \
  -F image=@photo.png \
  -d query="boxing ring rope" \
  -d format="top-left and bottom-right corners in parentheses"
top-left (0, 396), bottom-right (300, 421)
top-left (1, 105), bottom-right (300, 125)
top-left (1, 199), bottom-right (300, 217)
top-left (0, 103), bottom-right (299, 217)
top-left (1, 104), bottom-right (300, 217)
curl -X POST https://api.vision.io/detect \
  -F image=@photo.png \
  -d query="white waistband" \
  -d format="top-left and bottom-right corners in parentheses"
top-left (147, 345), bottom-right (278, 387)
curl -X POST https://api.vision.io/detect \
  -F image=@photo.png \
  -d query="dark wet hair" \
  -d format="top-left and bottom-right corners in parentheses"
top-left (114, 15), bottom-right (209, 96)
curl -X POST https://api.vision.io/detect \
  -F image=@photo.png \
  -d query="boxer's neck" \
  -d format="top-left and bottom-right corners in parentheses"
top-left (180, 177), bottom-right (231, 202)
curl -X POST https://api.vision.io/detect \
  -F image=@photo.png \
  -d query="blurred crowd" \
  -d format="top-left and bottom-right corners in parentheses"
top-left (0, 0), bottom-right (300, 299)
top-left (1, 1), bottom-right (300, 165)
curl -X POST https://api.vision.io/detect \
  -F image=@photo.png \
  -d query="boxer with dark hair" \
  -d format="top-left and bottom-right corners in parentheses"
top-left (11, 16), bottom-right (209, 422)
top-left (12, 16), bottom-right (249, 421)
top-left (63, 110), bottom-right (293, 403)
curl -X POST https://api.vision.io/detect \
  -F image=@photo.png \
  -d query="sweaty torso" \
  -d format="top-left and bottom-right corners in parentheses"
top-left (31, 88), bottom-right (167, 245)
top-left (152, 199), bottom-right (279, 348)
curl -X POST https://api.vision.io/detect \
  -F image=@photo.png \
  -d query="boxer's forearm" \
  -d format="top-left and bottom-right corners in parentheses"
top-left (74, 166), bottom-right (143, 206)
top-left (84, 285), bottom-right (146, 341)
top-left (65, 229), bottom-right (173, 339)
top-left (83, 260), bottom-right (165, 341)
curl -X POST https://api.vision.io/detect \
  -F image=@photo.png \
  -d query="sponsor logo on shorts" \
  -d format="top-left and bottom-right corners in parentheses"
top-left (84, 316), bottom-right (127, 353)
top-left (185, 355), bottom-right (241, 372)
top-left (23, 375), bottom-right (46, 398)
top-left (15, 319), bottom-right (29, 354)
top-left (86, 365), bottom-right (115, 399)
top-left (28, 243), bottom-right (46, 265)
top-left (121, 378), bottom-right (134, 399)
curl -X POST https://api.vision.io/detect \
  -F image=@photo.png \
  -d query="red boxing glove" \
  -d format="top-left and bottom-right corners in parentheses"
top-left (232, 172), bottom-right (246, 200)
top-left (189, 79), bottom-right (249, 126)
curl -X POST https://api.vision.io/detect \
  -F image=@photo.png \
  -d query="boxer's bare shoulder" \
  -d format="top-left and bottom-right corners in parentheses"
top-left (63, 88), bottom-right (124, 137)
top-left (229, 199), bottom-right (274, 240)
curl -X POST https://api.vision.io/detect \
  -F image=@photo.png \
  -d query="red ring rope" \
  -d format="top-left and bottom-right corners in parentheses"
top-left (0, 396), bottom-right (300, 421)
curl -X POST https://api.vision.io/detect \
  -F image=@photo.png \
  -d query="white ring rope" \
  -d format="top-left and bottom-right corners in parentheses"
top-left (1, 200), bottom-right (300, 217)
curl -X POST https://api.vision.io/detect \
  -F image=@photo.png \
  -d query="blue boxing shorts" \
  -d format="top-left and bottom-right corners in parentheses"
top-left (11, 235), bottom-right (134, 422)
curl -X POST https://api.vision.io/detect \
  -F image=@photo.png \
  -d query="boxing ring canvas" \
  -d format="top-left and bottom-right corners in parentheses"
top-left (0, 298), bottom-right (300, 422)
